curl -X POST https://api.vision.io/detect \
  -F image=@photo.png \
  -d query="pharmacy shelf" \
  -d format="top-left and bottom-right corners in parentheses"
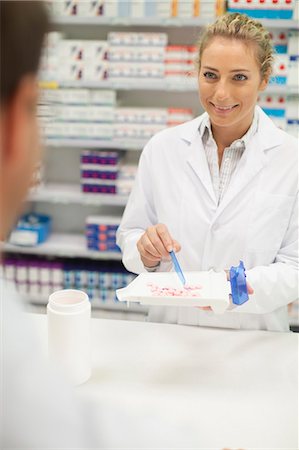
top-left (29, 183), bottom-right (129, 206)
top-left (267, 85), bottom-right (299, 95)
top-left (2, 233), bottom-right (122, 260)
top-left (53, 16), bottom-right (299, 30)
top-left (46, 138), bottom-right (146, 150)
top-left (42, 79), bottom-right (298, 95)
top-left (53, 78), bottom-right (198, 91)
top-left (53, 16), bottom-right (214, 27)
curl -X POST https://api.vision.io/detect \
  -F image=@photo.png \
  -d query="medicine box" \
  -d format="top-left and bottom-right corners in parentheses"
top-left (9, 214), bottom-right (52, 246)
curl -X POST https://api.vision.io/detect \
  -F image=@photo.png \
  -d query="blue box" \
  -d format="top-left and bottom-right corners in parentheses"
top-left (9, 213), bottom-right (52, 246)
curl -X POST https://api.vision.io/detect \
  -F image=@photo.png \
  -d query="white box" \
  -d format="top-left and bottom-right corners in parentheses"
top-left (167, 108), bottom-right (193, 124)
top-left (83, 40), bottom-right (108, 60)
top-left (108, 32), bottom-right (168, 47)
top-left (156, 0), bottom-right (172, 18)
top-left (130, 0), bottom-right (146, 18)
top-left (90, 90), bottom-right (116, 105)
top-left (108, 46), bottom-right (165, 63)
top-left (46, 122), bottom-right (113, 139)
top-left (84, 61), bottom-right (109, 81)
top-left (86, 215), bottom-right (122, 225)
top-left (288, 31), bottom-right (299, 56)
top-left (108, 62), bottom-right (165, 79)
top-left (114, 123), bottom-right (165, 139)
top-left (58, 40), bottom-right (84, 61)
top-left (104, 0), bottom-right (118, 17)
top-left (77, 0), bottom-right (104, 16)
top-left (58, 62), bottom-right (84, 82)
top-left (115, 107), bottom-right (168, 124)
top-left (286, 96), bottom-right (299, 120)
top-left (55, 105), bottom-right (114, 122)
top-left (51, 89), bottom-right (91, 105)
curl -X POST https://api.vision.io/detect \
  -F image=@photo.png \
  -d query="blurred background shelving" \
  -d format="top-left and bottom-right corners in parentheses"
top-left (2, 0), bottom-right (298, 326)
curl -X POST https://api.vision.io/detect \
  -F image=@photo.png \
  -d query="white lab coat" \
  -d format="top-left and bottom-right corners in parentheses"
top-left (117, 106), bottom-right (298, 331)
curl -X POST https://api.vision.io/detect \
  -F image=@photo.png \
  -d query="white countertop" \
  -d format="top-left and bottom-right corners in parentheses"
top-left (30, 314), bottom-right (299, 449)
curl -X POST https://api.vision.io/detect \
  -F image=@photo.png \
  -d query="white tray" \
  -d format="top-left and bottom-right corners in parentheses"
top-left (116, 271), bottom-right (231, 314)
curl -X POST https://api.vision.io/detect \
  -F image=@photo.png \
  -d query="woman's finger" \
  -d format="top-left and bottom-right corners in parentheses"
top-left (140, 233), bottom-right (161, 258)
top-left (147, 225), bottom-right (171, 258)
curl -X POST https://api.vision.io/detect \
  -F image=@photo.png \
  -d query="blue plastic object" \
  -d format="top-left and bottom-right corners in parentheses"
top-left (169, 250), bottom-right (186, 286)
top-left (10, 213), bottom-right (51, 246)
top-left (229, 261), bottom-right (249, 306)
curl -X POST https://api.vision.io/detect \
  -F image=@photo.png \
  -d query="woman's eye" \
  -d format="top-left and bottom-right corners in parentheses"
top-left (233, 74), bottom-right (247, 81)
top-left (203, 71), bottom-right (217, 79)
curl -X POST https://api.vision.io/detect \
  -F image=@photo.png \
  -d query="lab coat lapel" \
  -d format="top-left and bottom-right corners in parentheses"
top-left (212, 133), bottom-right (266, 220)
top-left (185, 129), bottom-right (217, 205)
top-left (212, 109), bottom-right (284, 221)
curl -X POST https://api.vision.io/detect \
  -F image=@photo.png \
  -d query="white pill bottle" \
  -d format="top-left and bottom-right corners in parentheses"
top-left (47, 289), bottom-right (91, 385)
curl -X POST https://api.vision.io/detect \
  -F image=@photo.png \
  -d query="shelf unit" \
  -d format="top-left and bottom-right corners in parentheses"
top-left (3, 233), bottom-right (122, 260)
top-left (41, 79), bottom-right (298, 95)
top-left (29, 183), bottom-right (128, 206)
top-left (53, 16), bottom-right (299, 30)
top-left (46, 138), bottom-right (147, 150)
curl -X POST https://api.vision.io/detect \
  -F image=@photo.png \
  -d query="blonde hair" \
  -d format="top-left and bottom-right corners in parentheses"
top-left (196, 13), bottom-right (274, 80)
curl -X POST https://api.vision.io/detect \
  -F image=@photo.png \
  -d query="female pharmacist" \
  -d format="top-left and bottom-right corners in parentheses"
top-left (117, 13), bottom-right (298, 332)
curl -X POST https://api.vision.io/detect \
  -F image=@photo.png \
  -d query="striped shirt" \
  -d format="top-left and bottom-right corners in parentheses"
top-left (199, 113), bottom-right (258, 204)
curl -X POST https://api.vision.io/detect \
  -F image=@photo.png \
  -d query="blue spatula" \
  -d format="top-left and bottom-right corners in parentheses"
top-left (169, 250), bottom-right (186, 287)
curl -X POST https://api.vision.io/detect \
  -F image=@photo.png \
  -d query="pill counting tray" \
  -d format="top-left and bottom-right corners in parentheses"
top-left (116, 271), bottom-right (231, 314)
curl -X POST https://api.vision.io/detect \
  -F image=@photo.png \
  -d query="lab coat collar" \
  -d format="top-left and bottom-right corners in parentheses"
top-left (181, 115), bottom-right (218, 203)
top-left (199, 109), bottom-right (259, 150)
top-left (182, 106), bottom-right (285, 218)
top-left (179, 106), bottom-right (284, 152)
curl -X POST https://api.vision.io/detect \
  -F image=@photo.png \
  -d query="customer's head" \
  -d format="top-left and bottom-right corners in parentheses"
top-left (196, 13), bottom-right (274, 132)
top-left (0, 1), bottom-right (49, 239)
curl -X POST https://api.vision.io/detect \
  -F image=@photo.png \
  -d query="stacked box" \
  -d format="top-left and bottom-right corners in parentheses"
top-left (114, 107), bottom-right (193, 140)
top-left (270, 54), bottom-right (288, 85)
top-left (80, 150), bottom-right (119, 194)
top-left (165, 45), bottom-right (197, 80)
top-left (41, 88), bottom-right (116, 106)
top-left (227, 0), bottom-right (295, 20)
top-left (269, 30), bottom-right (288, 54)
top-left (45, 122), bottom-right (113, 140)
top-left (286, 31), bottom-right (299, 137)
top-left (286, 96), bottom-right (299, 137)
top-left (2, 258), bottom-right (64, 299)
top-left (9, 214), bottom-right (52, 246)
top-left (288, 31), bottom-right (299, 88)
top-left (40, 34), bottom-right (109, 83)
top-left (117, 164), bottom-right (138, 195)
top-left (176, 0), bottom-right (217, 19)
top-left (86, 216), bottom-right (122, 252)
top-left (258, 93), bottom-right (286, 129)
top-left (167, 108), bottom-right (193, 125)
top-left (108, 32), bottom-right (167, 81)
top-left (48, 0), bottom-right (217, 19)
top-left (43, 89), bottom-right (116, 140)
top-left (109, 46), bottom-right (165, 63)
top-left (39, 32), bottom-right (64, 81)
top-left (57, 39), bottom-right (109, 82)
top-left (2, 256), bottom-right (135, 304)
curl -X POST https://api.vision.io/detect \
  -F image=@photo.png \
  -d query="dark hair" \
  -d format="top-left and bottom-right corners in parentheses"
top-left (0, 1), bottom-right (49, 105)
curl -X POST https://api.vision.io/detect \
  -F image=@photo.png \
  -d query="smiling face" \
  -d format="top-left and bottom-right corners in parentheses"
top-left (198, 36), bottom-right (268, 137)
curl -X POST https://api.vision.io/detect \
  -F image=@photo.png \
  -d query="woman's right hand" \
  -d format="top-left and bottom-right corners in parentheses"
top-left (137, 223), bottom-right (181, 268)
